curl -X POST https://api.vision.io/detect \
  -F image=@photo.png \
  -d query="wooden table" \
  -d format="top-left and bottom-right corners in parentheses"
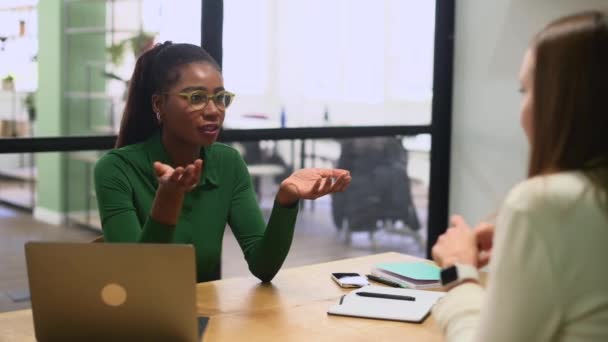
top-left (0, 252), bottom-right (447, 341)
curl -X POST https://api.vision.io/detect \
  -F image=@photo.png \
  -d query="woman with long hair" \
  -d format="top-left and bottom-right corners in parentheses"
top-left (431, 11), bottom-right (608, 341)
top-left (94, 42), bottom-right (351, 283)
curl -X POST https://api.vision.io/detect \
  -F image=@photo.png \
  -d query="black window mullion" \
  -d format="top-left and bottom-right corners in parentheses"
top-left (201, 0), bottom-right (223, 68)
top-left (427, 0), bottom-right (455, 259)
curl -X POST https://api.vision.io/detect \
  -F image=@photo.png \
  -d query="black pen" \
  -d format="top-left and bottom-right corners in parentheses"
top-left (356, 291), bottom-right (415, 301)
top-left (366, 274), bottom-right (404, 288)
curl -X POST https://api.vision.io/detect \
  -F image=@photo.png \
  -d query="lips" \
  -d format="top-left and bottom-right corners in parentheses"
top-left (198, 124), bottom-right (220, 137)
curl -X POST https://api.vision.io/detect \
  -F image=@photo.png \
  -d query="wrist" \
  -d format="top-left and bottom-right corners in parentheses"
top-left (157, 185), bottom-right (185, 200)
top-left (443, 278), bottom-right (480, 291)
top-left (151, 187), bottom-right (185, 226)
top-left (276, 183), bottom-right (298, 207)
top-left (440, 263), bottom-right (480, 290)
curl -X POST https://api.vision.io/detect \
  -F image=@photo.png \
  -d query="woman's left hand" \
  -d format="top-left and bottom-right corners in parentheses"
top-left (432, 215), bottom-right (479, 268)
top-left (276, 168), bottom-right (352, 206)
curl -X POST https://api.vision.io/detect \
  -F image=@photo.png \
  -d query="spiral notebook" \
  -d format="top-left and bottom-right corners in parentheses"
top-left (327, 285), bottom-right (445, 323)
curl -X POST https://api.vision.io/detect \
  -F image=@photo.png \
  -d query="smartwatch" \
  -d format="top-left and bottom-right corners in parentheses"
top-left (440, 263), bottom-right (480, 288)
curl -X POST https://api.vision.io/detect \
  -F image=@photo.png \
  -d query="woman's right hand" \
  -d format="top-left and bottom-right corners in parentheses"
top-left (153, 159), bottom-right (203, 195)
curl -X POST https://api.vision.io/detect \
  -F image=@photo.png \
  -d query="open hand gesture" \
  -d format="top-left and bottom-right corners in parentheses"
top-left (153, 159), bottom-right (203, 194)
top-left (432, 215), bottom-right (478, 268)
top-left (277, 168), bottom-right (351, 206)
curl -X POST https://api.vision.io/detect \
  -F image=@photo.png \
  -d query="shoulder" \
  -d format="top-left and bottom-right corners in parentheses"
top-left (504, 171), bottom-right (593, 214)
top-left (94, 142), bottom-right (147, 176)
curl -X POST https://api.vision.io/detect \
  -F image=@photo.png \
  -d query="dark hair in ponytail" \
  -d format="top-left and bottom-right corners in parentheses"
top-left (115, 42), bottom-right (221, 148)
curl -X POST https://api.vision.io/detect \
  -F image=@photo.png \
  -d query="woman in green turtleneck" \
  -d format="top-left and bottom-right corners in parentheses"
top-left (94, 42), bottom-right (351, 283)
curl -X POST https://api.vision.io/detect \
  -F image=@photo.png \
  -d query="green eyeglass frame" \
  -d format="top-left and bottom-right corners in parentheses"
top-left (165, 90), bottom-right (236, 111)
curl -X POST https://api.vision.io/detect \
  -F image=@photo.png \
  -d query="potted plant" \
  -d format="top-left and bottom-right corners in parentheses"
top-left (106, 41), bottom-right (127, 66)
top-left (2, 74), bottom-right (15, 91)
top-left (130, 32), bottom-right (155, 58)
top-left (106, 32), bottom-right (155, 66)
top-left (24, 92), bottom-right (36, 122)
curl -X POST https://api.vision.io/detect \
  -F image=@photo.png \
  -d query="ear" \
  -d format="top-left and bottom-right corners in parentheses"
top-left (151, 93), bottom-right (163, 114)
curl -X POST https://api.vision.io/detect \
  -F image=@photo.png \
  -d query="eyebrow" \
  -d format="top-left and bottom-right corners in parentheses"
top-left (179, 86), bottom-right (225, 93)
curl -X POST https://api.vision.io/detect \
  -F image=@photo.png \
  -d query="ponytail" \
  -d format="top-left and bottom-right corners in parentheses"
top-left (115, 42), bottom-right (220, 148)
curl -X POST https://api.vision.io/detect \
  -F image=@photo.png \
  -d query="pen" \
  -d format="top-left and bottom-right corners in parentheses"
top-left (366, 274), bottom-right (403, 288)
top-left (356, 291), bottom-right (415, 301)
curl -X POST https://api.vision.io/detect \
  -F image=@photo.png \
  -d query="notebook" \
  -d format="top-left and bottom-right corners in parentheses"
top-left (371, 262), bottom-right (441, 289)
top-left (327, 285), bottom-right (445, 323)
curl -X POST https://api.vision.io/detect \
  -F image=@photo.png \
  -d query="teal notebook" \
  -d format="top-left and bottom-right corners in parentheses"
top-left (371, 262), bottom-right (441, 289)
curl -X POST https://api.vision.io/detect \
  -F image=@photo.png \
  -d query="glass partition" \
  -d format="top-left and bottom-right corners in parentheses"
top-left (223, 0), bottom-right (436, 129)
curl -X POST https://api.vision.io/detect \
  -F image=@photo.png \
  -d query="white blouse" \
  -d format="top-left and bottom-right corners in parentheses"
top-left (433, 171), bottom-right (608, 342)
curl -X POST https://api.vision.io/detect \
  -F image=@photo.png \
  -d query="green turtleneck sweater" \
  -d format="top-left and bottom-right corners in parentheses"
top-left (94, 132), bottom-right (298, 282)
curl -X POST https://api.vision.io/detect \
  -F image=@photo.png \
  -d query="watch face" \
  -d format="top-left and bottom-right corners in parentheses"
top-left (441, 266), bottom-right (458, 285)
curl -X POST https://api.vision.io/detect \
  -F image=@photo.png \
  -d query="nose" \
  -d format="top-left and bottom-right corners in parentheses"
top-left (202, 98), bottom-right (222, 120)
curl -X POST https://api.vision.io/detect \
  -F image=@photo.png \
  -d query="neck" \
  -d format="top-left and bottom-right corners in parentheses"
top-left (161, 130), bottom-right (200, 167)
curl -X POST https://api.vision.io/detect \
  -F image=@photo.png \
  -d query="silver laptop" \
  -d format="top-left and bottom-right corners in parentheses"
top-left (25, 242), bottom-right (199, 342)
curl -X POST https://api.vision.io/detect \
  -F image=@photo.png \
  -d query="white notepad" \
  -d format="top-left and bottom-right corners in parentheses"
top-left (327, 285), bottom-right (445, 323)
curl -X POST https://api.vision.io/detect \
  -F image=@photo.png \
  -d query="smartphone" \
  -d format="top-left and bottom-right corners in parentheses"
top-left (331, 272), bottom-right (369, 288)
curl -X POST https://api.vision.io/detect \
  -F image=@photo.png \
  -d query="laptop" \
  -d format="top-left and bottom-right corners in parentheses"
top-left (25, 242), bottom-right (200, 342)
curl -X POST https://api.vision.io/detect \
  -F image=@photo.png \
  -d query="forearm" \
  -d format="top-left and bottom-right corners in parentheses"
top-left (138, 187), bottom-right (185, 243)
top-left (247, 200), bottom-right (298, 282)
top-left (100, 203), bottom-right (178, 243)
top-left (150, 187), bottom-right (184, 225)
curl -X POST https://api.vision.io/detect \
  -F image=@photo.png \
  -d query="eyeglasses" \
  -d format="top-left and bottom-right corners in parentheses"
top-left (165, 90), bottom-right (236, 111)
